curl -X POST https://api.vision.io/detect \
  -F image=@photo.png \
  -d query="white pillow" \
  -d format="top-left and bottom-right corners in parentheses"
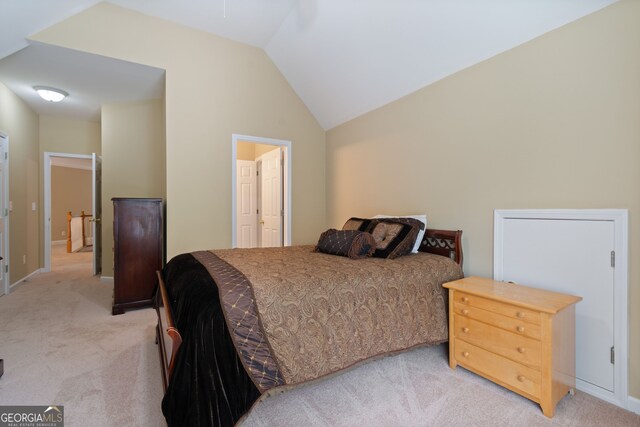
top-left (373, 214), bottom-right (427, 253)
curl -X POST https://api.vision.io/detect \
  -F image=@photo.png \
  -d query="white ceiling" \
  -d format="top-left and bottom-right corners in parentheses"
top-left (0, 0), bottom-right (618, 128)
top-left (0, 43), bottom-right (165, 121)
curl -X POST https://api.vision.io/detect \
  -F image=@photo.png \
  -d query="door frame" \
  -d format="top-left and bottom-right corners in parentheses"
top-left (91, 153), bottom-right (102, 276)
top-left (43, 151), bottom-right (94, 273)
top-left (231, 134), bottom-right (291, 248)
top-left (0, 132), bottom-right (9, 295)
top-left (493, 209), bottom-right (629, 410)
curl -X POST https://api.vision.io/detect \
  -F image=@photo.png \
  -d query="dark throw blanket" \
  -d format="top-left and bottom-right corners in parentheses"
top-left (161, 254), bottom-right (260, 427)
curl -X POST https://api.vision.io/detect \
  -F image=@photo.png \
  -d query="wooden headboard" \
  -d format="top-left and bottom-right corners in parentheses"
top-left (418, 228), bottom-right (463, 267)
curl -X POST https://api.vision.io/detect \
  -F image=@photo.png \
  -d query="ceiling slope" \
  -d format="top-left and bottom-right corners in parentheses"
top-left (0, 0), bottom-right (619, 126)
top-left (266, 0), bottom-right (618, 130)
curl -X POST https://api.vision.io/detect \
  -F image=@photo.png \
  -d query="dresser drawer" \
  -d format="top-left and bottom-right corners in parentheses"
top-left (454, 315), bottom-right (541, 368)
top-left (454, 291), bottom-right (541, 325)
top-left (455, 339), bottom-right (541, 400)
top-left (453, 302), bottom-right (541, 340)
top-left (445, 277), bottom-right (581, 418)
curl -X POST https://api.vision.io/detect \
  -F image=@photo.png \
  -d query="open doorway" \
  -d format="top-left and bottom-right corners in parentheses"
top-left (231, 134), bottom-right (291, 248)
top-left (43, 152), bottom-right (101, 275)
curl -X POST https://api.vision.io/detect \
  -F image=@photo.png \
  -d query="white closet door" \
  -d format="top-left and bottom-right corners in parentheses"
top-left (260, 148), bottom-right (282, 247)
top-left (236, 160), bottom-right (257, 248)
top-left (499, 218), bottom-right (615, 393)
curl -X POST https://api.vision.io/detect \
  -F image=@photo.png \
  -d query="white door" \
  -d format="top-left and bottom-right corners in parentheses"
top-left (0, 134), bottom-right (8, 295)
top-left (236, 160), bottom-right (257, 248)
top-left (259, 147), bottom-right (282, 247)
top-left (498, 218), bottom-right (615, 393)
top-left (92, 153), bottom-right (102, 275)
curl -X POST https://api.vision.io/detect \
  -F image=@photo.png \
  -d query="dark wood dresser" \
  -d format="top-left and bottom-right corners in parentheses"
top-left (112, 198), bottom-right (164, 315)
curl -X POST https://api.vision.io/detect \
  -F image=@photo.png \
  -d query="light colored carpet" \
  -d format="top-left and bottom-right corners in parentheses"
top-left (1, 247), bottom-right (638, 426)
top-left (242, 343), bottom-right (639, 427)
top-left (0, 245), bottom-right (165, 426)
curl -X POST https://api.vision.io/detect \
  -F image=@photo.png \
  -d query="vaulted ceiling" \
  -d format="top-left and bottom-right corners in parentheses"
top-left (0, 0), bottom-right (618, 129)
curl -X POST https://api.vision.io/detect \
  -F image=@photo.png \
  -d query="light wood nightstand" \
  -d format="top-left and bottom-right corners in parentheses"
top-left (443, 276), bottom-right (582, 418)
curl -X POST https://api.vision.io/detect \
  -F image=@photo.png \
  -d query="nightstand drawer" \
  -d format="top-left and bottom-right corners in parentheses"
top-left (454, 291), bottom-right (541, 325)
top-left (453, 302), bottom-right (541, 340)
top-left (454, 315), bottom-right (541, 368)
top-left (455, 339), bottom-right (541, 400)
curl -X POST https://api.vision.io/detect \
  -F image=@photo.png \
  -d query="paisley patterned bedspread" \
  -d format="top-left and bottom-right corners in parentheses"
top-left (212, 245), bottom-right (463, 386)
top-left (161, 246), bottom-right (463, 426)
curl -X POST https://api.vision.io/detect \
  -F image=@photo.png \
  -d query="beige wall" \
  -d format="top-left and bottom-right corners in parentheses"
top-left (327, 1), bottom-right (640, 397)
top-left (32, 2), bottom-right (326, 260)
top-left (236, 141), bottom-right (255, 161)
top-left (39, 115), bottom-right (101, 155)
top-left (236, 141), bottom-right (279, 161)
top-left (101, 99), bottom-right (165, 277)
top-left (51, 166), bottom-right (92, 241)
top-left (0, 81), bottom-right (40, 283)
top-left (254, 143), bottom-right (278, 159)
top-left (39, 115), bottom-right (101, 265)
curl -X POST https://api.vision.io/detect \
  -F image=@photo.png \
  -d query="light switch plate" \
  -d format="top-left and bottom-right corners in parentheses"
top-left (31, 202), bottom-right (36, 211)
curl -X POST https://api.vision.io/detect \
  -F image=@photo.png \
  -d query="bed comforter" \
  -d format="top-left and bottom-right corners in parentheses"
top-left (161, 246), bottom-right (463, 426)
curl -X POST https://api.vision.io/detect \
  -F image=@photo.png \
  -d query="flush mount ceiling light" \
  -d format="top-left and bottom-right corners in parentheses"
top-left (33, 86), bottom-right (68, 102)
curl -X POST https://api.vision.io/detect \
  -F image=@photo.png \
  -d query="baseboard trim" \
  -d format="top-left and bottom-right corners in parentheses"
top-left (10, 268), bottom-right (43, 290)
top-left (52, 240), bottom-right (66, 245)
top-left (628, 395), bottom-right (640, 414)
top-left (100, 276), bottom-right (114, 283)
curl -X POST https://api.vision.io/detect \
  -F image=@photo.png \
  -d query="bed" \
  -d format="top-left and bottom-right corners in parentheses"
top-left (155, 227), bottom-right (463, 426)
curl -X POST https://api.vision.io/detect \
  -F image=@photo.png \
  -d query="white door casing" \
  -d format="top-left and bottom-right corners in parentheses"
top-left (231, 134), bottom-right (291, 248)
top-left (0, 133), bottom-right (8, 295)
top-left (236, 160), bottom-right (257, 248)
top-left (494, 209), bottom-right (628, 410)
top-left (282, 146), bottom-right (289, 246)
top-left (259, 147), bottom-right (282, 248)
top-left (92, 153), bottom-right (102, 275)
top-left (43, 152), bottom-right (94, 273)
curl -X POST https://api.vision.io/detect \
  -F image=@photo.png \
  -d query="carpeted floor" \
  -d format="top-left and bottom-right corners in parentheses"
top-left (1, 246), bottom-right (638, 426)
top-left (241, 343), bottom-right (640, 427)
top-left (0, 245), bottom-right (165, 426)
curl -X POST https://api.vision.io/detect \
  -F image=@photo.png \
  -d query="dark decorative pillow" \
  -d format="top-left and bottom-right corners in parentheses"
top-left (367, 218), bottom-right (423, 259)
top-left (342, 217), bottom-right (374, 232)
top-left (315, 229), bottom-right (376, 259)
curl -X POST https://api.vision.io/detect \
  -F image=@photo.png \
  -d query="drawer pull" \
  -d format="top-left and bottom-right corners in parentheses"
top-left (517, 326), bottom-right (525, 333)
top-left (517, 347), bottom-right (526, 354)
top-left (517, 375), bottom-right (525, 382)
top-left (461, 296), bottom-right (469, 303)
top-left (461, 327), bottom-right (469, 333)
top-left (462, 351), bottom-right (469, 358)
top-left (462, 309), bottom-right (469, 315)
top-left (516, 311), bottom-right (525, 318)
